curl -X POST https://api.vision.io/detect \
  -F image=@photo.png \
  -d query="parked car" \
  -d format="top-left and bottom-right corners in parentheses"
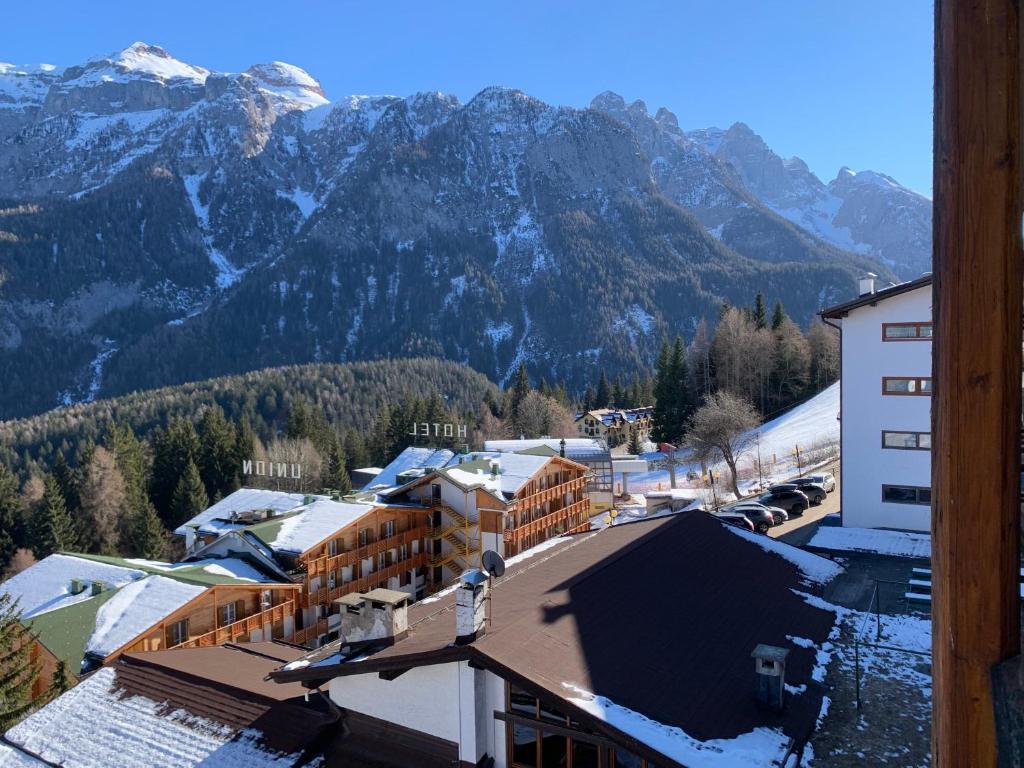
top-left (728, 501), bottom-right (788, 526)
top-left (712, 511), bottom-right (756, 533)
top-left (780, 479), bottom-right (827, 505)
top-left (721, 504), bottom-right (775, 533)
top-left (801, 472), bottom-right (836, 493)
top-left (757, 488), bottom-right (809, 517)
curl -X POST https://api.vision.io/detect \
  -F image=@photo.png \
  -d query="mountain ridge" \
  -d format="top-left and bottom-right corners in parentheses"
top-left (0, 43), bottom-right (921, 420)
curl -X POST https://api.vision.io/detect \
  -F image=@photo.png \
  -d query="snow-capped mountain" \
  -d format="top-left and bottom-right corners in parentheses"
top-left (688, 121), bottom-right (932, 278)
top-left (0, 44), bottom-right (911, 419)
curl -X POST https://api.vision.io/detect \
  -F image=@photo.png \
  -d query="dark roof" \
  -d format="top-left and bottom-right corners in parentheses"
top-left (273, 512), bottom-right (840, 761)
top-left (820, 273), bottom-right (932, 318)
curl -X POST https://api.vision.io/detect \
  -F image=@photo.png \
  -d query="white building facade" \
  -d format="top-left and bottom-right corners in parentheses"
top-left (822, 274), bottom-right (933, 531)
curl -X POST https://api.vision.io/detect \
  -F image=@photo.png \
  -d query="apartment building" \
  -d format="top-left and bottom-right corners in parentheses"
top-left (575, 406), bottom-right (654, 445)
top-left (821, 273), bottom-right (933, 531)
top-left (377, 450), bottom-right (591, 584)
top-left (0, 552), bottom-right (300, 700)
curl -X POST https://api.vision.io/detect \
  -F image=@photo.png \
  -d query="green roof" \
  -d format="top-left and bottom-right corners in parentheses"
top-left (517, 445), bottom-right (559, 457)
top-left (66, 552), bottom-right (276, 587)
top-left (27, 589), bottom-right (117, 673)
top-left (244, 510), bottom-right (303, 548)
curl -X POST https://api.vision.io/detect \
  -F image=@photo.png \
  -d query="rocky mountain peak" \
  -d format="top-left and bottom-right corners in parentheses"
top-left (590, 90), bottom-right (627, 112)
top-left (76, 42), bottom-right (209, 84)
top-left (654, 106), bottom-right (679, 129)
top-left (244, 61), bottom-right (327, 110)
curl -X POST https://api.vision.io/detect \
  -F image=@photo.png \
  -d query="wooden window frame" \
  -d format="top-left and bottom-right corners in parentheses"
top-left (882, 321), bottom-right (933, 341)
top-left (882, 376), bottom-right (933, 396)
top-left (882, 484), bottom-right (932, 506)
top-left (881, 430), bottom-right (932, 450)
top-left (170, 618), bottom-right (189, 646)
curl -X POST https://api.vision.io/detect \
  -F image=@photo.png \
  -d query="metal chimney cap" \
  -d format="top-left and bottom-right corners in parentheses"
top-left (460, 569), bottom-right (488, 588)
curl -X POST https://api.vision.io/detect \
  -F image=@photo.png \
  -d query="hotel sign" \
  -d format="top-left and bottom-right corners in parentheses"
top-left (409, 422), bottom-right (468, 438)
top-left (242, 460), bottom-right (302, 479)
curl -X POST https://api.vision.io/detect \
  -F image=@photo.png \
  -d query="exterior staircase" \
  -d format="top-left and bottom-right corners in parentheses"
top-left (429, 500), bottom-right (479, 579)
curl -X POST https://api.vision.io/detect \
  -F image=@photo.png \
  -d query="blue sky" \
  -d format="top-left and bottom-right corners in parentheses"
top-left (1, 1), bottom-right (934, 195)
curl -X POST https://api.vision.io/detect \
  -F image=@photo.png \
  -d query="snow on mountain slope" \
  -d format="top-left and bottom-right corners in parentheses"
top-left (75, 42), bottom-right (210, 85)
top-left (0, 62), bottom-right (61, 109)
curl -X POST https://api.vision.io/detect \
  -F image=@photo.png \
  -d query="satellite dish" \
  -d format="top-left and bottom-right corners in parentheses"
top-left (482, 550), bottom-right (506, 578)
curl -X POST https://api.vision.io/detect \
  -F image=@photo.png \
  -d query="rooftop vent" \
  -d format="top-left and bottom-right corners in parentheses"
top-left (490, 460), bottom-right (500, 478)
top-left (69, 578), bottom-right (86, 595)
top-left (858, 272), bottom-right (878, 297)
top-left (90, 580), bottom-right (107, 597)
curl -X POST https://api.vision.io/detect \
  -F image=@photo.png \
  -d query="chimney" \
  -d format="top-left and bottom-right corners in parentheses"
top-left (336, 589), bottom-right (410, 644)
top-left (858, 272), bottom-right (878, 296)
top-left (90, 580), bottom-right (107, 596)
top-left (455, 570), bottom-right (489, 645)
top-left (69, 578), bottom-right (85, 595)
top-left (751, 644), bottom-right (790, 710)
top-left (490, 460), bottom-right (500, 478)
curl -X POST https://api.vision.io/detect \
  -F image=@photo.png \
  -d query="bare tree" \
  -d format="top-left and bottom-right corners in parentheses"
top-left (79, 446), bottom-right (127, 555)
top-left (252, 438), bottom-right (324, 494)
top-left (684, 392), bottom-right (761, 497)
top-left (1, 548), bottom-right (36, 581)
top-left (807, 319), bottom-right (839, 391)
top-left (513, 392), bottom-right (577, 438)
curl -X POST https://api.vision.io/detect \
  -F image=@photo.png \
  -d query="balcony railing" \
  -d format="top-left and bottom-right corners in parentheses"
top-left (513, 476), bottom-right (587, 512)
top-left (300, 551), bottom-right (429, 609)
top-left (504, 499), bottom-right (591, 545)
top-left (169, 600), bottom-right (296, 649)
top-left (304, 526), bottom-right (428, 579)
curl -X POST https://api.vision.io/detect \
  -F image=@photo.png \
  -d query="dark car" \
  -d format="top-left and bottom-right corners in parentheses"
top-left (786, 478), bottom-right (828, 505)
top-left (712, 511), bottom-right (756, 533)
top-left (757, 488), bottom-right (809, 516)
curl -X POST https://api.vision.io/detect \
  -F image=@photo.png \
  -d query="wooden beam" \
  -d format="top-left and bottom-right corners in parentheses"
top-left (933, 0), bottom-right (1023, 764)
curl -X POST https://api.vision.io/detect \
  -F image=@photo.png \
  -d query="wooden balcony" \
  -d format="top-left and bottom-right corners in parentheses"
top-left (300, 551), bottom-right (429, 609)
top-left (504, 499), bottom-right (591, 545)
top-left (170, 601), bottom-right (295, 650)
top-left (514, 476), bottom-right (587, 512)
top-left (304, 526), bottom-right (428, 579)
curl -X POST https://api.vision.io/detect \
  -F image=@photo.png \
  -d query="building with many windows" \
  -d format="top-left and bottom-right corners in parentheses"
top-left (574, 407), bottom-right (653, 446)
top-left (821, 273), bottom-right (933, 531)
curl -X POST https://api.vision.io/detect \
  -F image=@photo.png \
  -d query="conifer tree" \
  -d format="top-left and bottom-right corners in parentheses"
top-left (669, 335), bottom-right (694, 433)
top-left (32, 474), bottom-right (78, 558)
top-left (46, 659), bottom-right (72, 702)
top-left (0, 592), bottom-right (39, 730)
top-left (581, 384), bottom-right (596, 412)
top-left (0, 463), bottom-right (19, 571)
top-left (169, 460), bottom-right (208, 530)
top-left (651, 339), bottom-right (675, 444)
top-left (150, 419), bottom-right (201, 523)
top-left (771, 300), bottom-right (787, 331)
top-left (50, 450), bottom-right (79, 516)
top-left (510, 363), bottom-right (531, 415)
top-left (370, 405), bottom-right (394, 465)
top-left (594, 370), bottom-right (611, 409)
top-left (753, 291), bottom-right (768, 330)
top-left (198, 406), bottom-right (239, 501)
top-left (343, 430), bottom-right (370, 471)
top-left (322, 438), bottom-right (352, 496)
top-left (627, 426), bottom-right (642, 455)
top-left (123, 500), bottom-right (168, 560)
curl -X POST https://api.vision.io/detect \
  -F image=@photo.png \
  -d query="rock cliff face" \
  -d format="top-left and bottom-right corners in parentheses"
top-left (0, 44), bottom-right (910, 419)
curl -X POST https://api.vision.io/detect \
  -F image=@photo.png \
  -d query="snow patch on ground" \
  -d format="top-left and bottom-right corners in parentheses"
top-left (183, 173), bottom-right (244, 289)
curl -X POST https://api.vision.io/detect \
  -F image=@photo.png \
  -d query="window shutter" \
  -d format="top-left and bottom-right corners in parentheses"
top-left (235, 600), bottom-right (245, 621)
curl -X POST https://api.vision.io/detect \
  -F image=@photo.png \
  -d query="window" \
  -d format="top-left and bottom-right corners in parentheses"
top-left (882, 431), bottom-right (932, 450)
top-left (882, 485), bottom-right (932, 505)
top-left (327, 538), bottom-right (338, 557)
top-left (378, 551), bottom-right (386, 571)
top-left (169, 619), bottom-right (188, 646)
top-left (883, 322), bottom-right (933, 340)
top-left (883, 376), bottom-right (933, 395)
top-left (399, 543), bottom-right (408, 561)
top-left (381, 520), bottom-right (396, 539)
top-left (220, 602), bottom-right (237, 626)
top-left (359, 528), bottom-right (370, 546)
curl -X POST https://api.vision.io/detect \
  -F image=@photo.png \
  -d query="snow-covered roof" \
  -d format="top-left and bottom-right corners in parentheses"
top-left (173, 487), bottom-right (319, 536)
top-left (725, 525), bottom-right (844, 587)
top-left (4, 666), bottom-right (315, 768)
top-left (363, 447), bottom-right (455, 491)
top-left (807, 526), bottom-right (932, 560)
top-left (483, 438), bottom-right (610, 461)
top-left (86, 576), bottom-right (205, 658)
top-left (439, 452), bottom-right (552, 498)
top-left (0, 742), bottom-right (42, 766)
top-left (0, 554), bottom-right (145, 619)
top-left (123, 557), bottom-right (279, 584)
top-left (256, 499), bottom-right (377, 554)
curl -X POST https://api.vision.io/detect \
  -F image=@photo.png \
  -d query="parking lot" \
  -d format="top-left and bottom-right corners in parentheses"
top-left (769, 467), bottom-right (841, 546)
